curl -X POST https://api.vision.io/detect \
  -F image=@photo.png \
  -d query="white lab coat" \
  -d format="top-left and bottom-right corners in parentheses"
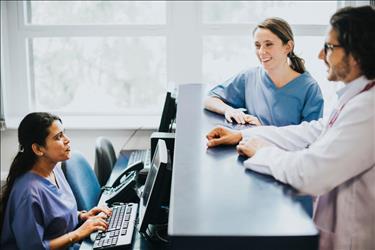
top-left (242, 76), bottom-right (375, 250)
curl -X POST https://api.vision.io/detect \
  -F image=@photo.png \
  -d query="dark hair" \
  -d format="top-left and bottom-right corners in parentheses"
top-left (253, 17), bottom-right (305, 74)
top-left (330, 6), bottom-right (375, 79)
top-left (0, 112), bottom-right (61, 231)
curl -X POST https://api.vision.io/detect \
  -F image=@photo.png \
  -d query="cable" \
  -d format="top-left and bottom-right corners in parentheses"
top-left (122, 126), bottom-right (142, 149)
top-left (142, 227), bottom-right (153, 242)
top-left (144, 223), bottom-right (170, 244)
top-left (154, 224), bottom-right (169, 243)
top-left (155, 229), bottom-right (168, 243)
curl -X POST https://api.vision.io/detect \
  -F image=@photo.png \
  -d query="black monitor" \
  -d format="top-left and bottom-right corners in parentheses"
top-left (138, 139), bottom-right (172, 233)
top-left (158, 92), bottom-right (177, 132)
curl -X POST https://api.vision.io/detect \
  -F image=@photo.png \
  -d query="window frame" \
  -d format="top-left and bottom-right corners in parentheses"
top-left (2, 1), bottom-right (366, 129)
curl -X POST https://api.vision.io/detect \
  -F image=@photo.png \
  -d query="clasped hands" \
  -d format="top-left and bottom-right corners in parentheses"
top-left (206, 127), bottom-right (270, 157)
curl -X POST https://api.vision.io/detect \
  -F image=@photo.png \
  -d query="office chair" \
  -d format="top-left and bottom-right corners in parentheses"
top-left (62, 151), bottom-right (101, 211)
top-left (94, 137), bottom-right (117, 187)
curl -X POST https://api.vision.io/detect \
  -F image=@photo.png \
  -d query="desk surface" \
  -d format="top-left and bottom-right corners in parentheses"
top-left (168, 83), bottom-right (318, 249)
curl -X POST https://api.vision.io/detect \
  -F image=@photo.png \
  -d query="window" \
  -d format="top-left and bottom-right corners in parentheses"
top-left (27, 1), bottom-right (167, 115)
top-left (3, 1), bottom-right (360, 127)
top-left (27, 1), bottom-right (166, 25)
top-left (202, 1), bottom-right (336, 24)
top-left (31, 37), bottom-right (166, 113)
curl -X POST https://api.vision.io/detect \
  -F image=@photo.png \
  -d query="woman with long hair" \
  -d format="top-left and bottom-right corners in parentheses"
top-left (205, 17), bottom-right (324, 127)
top-left (1, 112), bottom-right (111, 250)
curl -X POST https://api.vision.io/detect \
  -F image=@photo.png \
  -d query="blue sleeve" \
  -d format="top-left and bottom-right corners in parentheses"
top-left (12, 192), bottom-right (50, 250)
top-left (301, 83), bottom-right (324, 122)
top-left (208, 71), bottom-right (247, 109)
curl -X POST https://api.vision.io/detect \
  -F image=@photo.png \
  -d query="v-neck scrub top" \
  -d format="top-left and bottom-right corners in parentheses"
top-left (1, 164), bottom-right (78, 250)
top-left (208, 66), bottom-right (324, 126)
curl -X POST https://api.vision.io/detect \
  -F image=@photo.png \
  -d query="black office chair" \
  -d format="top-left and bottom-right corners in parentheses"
top-left (94, 137), bottom-right (117, 187)
top-left (62, 151), bottom-right (101, 211)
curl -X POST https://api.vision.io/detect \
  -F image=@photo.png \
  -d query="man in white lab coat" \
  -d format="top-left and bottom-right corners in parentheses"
top-left (206, 6), bottom-right (374, 250)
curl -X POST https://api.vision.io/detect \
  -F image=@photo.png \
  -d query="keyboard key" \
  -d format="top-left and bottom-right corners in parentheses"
top-left (93, 203), bottom-right (138, 250)
top-left (98, 239), bottom-right (104, 247)
top-left (93, 240), bottom-right (101, 248)
top-left (103, 239), bottom-right (112, 247)
top-left (111, 237), bottom-right (118, 245)
top-left (96, 233), bottom-right (102, 240)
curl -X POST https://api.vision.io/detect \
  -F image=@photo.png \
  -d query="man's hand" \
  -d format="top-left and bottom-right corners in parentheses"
top-left (236, 137), bottom-right (271, 157)
top-left (206, 127), bottom-right (242, 148)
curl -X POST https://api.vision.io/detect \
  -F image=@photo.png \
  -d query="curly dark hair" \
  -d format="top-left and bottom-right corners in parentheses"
top-left (330, 6), bottom-right (375, 79)
top-left (0, 112), bottom-right (61, 233)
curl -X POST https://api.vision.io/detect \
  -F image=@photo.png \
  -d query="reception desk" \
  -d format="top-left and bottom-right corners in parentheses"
top-left (168, 83), bottom-right (319, 250)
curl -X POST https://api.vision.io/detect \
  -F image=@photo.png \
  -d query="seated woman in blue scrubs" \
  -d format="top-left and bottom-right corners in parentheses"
top-left (0, 112), bottom-right (112, 250)
top-left (205, 17), bottom-right (324, 126)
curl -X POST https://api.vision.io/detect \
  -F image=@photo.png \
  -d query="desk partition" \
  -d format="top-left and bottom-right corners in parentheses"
top-left (168, 83), bottom-right (319, 250)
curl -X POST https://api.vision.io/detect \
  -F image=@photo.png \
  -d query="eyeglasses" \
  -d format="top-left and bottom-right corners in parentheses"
top-left (323, 42), bottom-right (343, 55)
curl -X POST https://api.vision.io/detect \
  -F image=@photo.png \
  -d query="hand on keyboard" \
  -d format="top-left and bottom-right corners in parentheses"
top-left (93, 203), bottom-right (138, 249)
top-left (80, 206), bottom-right (112, 221)
top-left (75, 215), bottom-right (110, 242)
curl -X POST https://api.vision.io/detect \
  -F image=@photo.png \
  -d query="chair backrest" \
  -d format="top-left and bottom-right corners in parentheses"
top-left (94, 137), bottom-right (117, 187)
top-left (62, 151), bottom-right (101, 211)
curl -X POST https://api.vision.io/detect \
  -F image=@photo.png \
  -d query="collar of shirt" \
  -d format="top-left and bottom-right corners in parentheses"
top-left (336, 76), bottom-right (371, 108)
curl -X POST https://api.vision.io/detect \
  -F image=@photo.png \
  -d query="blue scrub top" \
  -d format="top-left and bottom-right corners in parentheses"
top-left (209, 67), bottom-right (324, 126)
top-left (1, 165), bottom-right (78, 250)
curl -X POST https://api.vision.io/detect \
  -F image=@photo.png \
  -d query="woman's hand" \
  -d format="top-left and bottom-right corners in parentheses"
top-left (224, 108), bottom-right (248, 124)
top-left (224, 108), bottom-right (262, 126)
top-left (74, 215), bottom-right (109, 240)
top-left (206, 127), bottom-right (242, 148)
top-left (79, 206), bottom-right (112, 221)
top-left (236, 137), bottom-right (272, 157)
top-left (244, 115), bottom-right (262, 126)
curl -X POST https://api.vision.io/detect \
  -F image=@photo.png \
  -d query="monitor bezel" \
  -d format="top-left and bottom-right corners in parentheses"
top-left (138, 139), bottom-right (169, 233)
top-left (158, 92), bottom-right (177, 132)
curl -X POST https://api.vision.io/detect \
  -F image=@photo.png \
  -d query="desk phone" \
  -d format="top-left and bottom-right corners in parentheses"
top-left (104, 161), bottom-right (144, 205)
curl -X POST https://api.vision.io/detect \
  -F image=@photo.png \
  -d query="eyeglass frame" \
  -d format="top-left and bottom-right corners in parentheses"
top-left (323, 42), bottom-right (343, 55)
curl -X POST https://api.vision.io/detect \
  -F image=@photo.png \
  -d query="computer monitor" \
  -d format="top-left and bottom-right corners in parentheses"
top-left (158, 92), bottom-right (177, 132)
top-left (138, 139), bottom-right (172, 233)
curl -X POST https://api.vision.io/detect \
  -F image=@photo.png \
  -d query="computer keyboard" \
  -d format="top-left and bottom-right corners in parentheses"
top-left (93, 203), bottom-right (138, 249)
top-left (128, 149), bottom-right (151, 168)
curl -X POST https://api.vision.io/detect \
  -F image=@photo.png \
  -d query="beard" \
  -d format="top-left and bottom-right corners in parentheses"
top-left (326, 55), bottom-right (351, 81)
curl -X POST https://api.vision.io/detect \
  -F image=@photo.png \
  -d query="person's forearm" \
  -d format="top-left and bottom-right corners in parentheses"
top-left (204, 96), bottom-right (232, 114)
top-left (241, 119), bottom-right (324, 151)
top-left (50, 230), bottom-right (81, 250)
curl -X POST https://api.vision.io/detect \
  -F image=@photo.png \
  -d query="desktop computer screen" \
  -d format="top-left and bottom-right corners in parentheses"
top-left (138, 139), bottom-right (172, 233)
top-left (158, 92), bottom-right (177, 133)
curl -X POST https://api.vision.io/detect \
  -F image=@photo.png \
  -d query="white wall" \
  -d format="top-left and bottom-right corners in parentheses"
top-left (0, 129), bottom-right (153, 182)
